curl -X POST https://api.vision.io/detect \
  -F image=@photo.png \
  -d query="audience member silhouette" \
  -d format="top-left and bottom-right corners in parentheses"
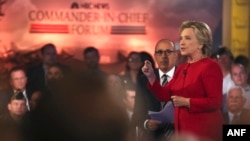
top-left (29, 90), bottom-right (43, 112)
top-left (132, 39), bottom-right (178, 141)
top-left (231, 62), bottom-right (250, 109)
top-left (215, 46), bottom-right (235, 112)
top-left (27, 43), bottom-right (69, 92)
top-left (0, 91), bottom-right (29, 141)
top-left (81, 46), bottom-right (107, 86)
top-left (122, 87), bottom-right (136, 121)
top-left (8, 66), bottom-right (32, 111)
top-left (223, 86), bottom-right (250, 124)
top-left (120, 51), bottom-right (143, 90)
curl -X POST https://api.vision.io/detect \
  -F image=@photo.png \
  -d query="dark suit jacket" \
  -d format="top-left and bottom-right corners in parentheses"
top-left (27, 64), bottom-right (46, 92)
top-left (223, 109), bottom-right (250, 124)
top-left (0, 89), bottom-right (12, 115)
top-left (0, 111), bottom-right (32, 141)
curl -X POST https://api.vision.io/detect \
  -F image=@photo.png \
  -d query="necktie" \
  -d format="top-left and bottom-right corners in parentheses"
top-left (161, 74), bottom-right (168, 108)
top-left (22, 91), bottom-right (31, 111)
top-left (161, 74), bottom-right (168, 86)
top-left (231, 114), bottom-right (240, 124)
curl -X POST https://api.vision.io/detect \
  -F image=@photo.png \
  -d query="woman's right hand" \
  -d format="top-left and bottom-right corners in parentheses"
top-left (146, 119), bottom-right (162, 131)
top-left (141, 60), bottom-right (156, 85)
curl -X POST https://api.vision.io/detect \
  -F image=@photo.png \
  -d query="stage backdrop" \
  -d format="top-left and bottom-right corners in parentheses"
top-left (0, 0), bottom-right (222, 64)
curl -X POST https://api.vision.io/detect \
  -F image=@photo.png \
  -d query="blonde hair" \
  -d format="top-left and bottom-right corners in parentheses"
top-left (180, 20), bottom-right (212, 56)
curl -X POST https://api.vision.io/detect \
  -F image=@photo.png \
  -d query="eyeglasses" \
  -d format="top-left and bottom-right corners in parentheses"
top-left (155, 49), bottom-right (175, 56)
top-left (128, 58), bottom-right (141, 62)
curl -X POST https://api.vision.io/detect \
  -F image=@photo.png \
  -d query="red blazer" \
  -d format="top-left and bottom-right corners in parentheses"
top-left (148, 58), bottom-right (223, 141)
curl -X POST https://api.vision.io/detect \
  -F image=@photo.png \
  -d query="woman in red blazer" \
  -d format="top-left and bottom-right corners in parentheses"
top-left (142, 20), bottom-right (223, 141)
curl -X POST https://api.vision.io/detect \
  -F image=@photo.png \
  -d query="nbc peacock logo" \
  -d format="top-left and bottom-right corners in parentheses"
top-left (70, 2), bottom-right (109, 9)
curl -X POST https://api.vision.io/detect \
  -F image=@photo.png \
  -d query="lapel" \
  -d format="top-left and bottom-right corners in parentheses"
top-left (155, 69), bottom-right (160, 80)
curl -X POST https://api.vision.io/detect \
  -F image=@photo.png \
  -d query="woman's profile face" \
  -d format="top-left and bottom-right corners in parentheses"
top-left (127, 53), bottom-right (142, 70)
top-left (179, 28), bottom-right (202, 57)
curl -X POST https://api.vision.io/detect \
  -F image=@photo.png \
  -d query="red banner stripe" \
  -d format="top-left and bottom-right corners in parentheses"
top-left (29, 24), bottom-right (69, 33)
top-left (30, 29), bottom-right (69, 32)
top-left (30, 30), bottom-right (69, 34)
top-left (31, 27), bottom-right (69, 30)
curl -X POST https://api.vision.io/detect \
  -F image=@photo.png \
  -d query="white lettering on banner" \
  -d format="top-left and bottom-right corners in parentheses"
top-left (29, 10), bottom-right (101, 22)
top-left (71, 25), bottom-right (110, 35)
top-left (28, 10), bottom-right (149, 35)
top-left (227, 129), bottom-right (246, 136)
top-left (118, 13), bottom-right (148, 23)
top-left (28, 10), bottom-right (148, 23)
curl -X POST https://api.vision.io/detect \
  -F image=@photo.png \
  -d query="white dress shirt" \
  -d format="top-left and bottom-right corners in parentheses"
top-left (158, 67), bottom-right (175, 84)
top-left (22, 90), bottom-right (30, 111)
